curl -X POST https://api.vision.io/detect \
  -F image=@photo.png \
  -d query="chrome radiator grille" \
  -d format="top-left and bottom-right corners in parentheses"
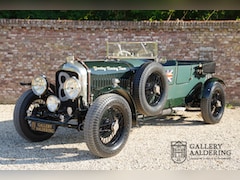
top-left (91, 74), bottom-right (131, 91)
top-left (56, 70), bottom-right (79, 101)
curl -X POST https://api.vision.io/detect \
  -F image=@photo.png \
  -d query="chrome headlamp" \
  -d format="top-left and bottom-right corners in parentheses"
top-left (64, 77), bottom-right (81, 100)
top-left (46, 95), bottom-right (60, 112)
top-left (31, 75), bottom-right (48, 96)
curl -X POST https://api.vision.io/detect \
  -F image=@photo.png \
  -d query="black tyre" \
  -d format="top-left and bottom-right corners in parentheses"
top-left (133, 62), bottom-right (168, 116)
top-left (84, 94), bottom-right (132, 158)
top-left (13, 89), bottom-right (55, 142)
top-left (201, 82), bottom-right (225, 124)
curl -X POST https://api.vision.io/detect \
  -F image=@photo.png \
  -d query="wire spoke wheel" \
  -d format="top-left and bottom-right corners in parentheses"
top-left (145, 73), bottom-right (163, 106)
top-left (211, 90), bottom-right (223, 117)
top-left (133, 62), bottom-right (168, 116)
top-left (84, 93), bottom-right (132, 158)
top-left (26, 99), bottom-right (47, 132)
top-left (99, 106), bottom-right (124, 146)
top-left (201, 82), bottom-right (225, 124)
top-left (13, 89), bottom-right (56, 142)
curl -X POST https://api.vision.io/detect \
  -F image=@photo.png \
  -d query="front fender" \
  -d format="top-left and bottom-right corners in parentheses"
top-left (100, 86), bottom-right (137, 126)
top-left (202, 77), bottom-right (225, 99)
top-left (20, 81), bottom-right (56, 94)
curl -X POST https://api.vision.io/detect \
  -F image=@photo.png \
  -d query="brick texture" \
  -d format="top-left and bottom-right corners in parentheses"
top-left (0, 19), bottom-right (239, 104)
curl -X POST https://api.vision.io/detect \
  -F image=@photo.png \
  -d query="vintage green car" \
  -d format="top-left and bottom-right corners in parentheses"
top-left (14, 42), bottom-right (225, 158)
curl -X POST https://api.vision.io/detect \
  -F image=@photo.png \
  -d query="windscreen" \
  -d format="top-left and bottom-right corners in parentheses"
top-left (106, 42), bottom-right (158, 60)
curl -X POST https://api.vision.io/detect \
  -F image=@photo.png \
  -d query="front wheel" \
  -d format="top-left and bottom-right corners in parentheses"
top-left (201, 82), bottom-right (225, 124)
top-left (84, 94), bottom-right (132, 158)
top-left (13, 89), bottom-right (55, 142)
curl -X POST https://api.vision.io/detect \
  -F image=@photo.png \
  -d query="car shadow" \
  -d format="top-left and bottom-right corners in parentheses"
top-left (0, 113), bottom-right (205, 166)
top-left (0, 119), bottom-right (97, 166)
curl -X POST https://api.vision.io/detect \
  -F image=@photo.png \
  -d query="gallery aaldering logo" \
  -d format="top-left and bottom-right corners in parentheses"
top-left (171, 141), bottom-right (232, 163)
top-left (171, 141), bottom-right (187, 163)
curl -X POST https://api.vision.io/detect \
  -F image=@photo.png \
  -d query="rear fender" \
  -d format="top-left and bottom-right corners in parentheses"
top-left (202, 78), bottom-right (225, 99)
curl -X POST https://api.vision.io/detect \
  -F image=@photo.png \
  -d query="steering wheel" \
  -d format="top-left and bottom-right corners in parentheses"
top-left (117, 50), bottom-right (132, 57)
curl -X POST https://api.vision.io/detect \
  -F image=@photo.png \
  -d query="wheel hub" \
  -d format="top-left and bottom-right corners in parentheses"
top-left (100, 118), bottom-right (120, 144)
top-left (153, 84), bottom-right (161, 95)
top-left (216, 100), bottom-right (222, 107)
top-left (111, 119), bottom-right (119, 136)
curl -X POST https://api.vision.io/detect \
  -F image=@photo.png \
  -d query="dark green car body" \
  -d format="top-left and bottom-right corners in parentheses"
top-left (83, 58), bottom-right (220, 111)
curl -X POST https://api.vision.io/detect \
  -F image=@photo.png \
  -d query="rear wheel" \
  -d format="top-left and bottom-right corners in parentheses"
top-left (84, 94), bottom-right (132, 158)
top-left (201, 82), bottom-right (225, 124)
top-left (13, 89), bottom-right (55, 142)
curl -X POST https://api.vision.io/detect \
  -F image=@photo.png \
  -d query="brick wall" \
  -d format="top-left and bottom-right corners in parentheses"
top-left (0, 19), bottom-right (239, 104)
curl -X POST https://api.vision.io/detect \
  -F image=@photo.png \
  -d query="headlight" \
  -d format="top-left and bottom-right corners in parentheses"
top-left (31, 75), bottom-right (48, 96)
top-left (46, 95), bottom-right (60, 112)
top-left (64, 77), bottom-right (81, 100)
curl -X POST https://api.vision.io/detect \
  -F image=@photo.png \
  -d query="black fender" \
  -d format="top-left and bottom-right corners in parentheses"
top-left (202, 77), bottom-right (225, 99)
top-left (49, 83), bottom-right (56, 94)
top-left (101, 86), bottom-right (137, 126)
top-left (185, 82), bottom-right (203, 107)
top-left (20, 82), bottom-right (56, 94)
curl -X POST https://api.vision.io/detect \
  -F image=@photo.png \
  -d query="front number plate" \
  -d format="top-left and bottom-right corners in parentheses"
top-left (31, 122), bottom-right (56, 134)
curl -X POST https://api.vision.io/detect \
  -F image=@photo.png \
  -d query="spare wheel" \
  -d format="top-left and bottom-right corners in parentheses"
top-left (133, 62), bottom-right (168, 116)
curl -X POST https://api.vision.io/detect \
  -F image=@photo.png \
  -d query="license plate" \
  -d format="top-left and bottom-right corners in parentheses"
top-left (31, 122), bottom-right (56, 134)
